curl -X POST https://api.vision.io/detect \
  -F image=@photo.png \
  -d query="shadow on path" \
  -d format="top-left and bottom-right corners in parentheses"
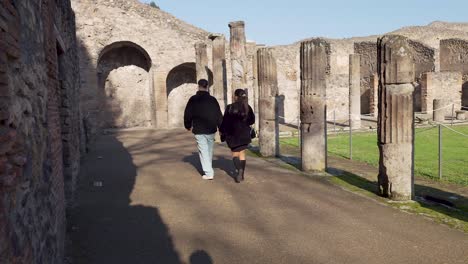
top-left (69, 134), bottom-right (212, 263)
top-left (182, 151), bottom-right (237, 181)
top-left (189, 250), bottom-right (213, 264)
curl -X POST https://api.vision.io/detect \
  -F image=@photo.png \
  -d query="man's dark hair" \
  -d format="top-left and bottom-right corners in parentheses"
top-left (198, 79), bottom-right (209, 88)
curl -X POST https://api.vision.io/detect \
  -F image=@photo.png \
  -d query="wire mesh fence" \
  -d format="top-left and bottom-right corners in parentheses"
top-left (278, 104), bottom-right (468, 186)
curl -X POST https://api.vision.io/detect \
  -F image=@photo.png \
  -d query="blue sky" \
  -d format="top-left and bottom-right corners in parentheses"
top-left (140, 0), bottom-right (467, 46)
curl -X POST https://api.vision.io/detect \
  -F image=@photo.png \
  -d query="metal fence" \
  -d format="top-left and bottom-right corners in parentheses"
top-left (278, 103), bottom-right (468, 185)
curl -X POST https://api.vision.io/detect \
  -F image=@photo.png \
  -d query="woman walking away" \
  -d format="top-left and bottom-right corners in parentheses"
top-left (220, 89), bottom-right (255, 183)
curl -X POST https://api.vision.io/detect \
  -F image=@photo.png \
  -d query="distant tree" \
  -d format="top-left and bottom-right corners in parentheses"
top-left (149, 1), bottom-right (160, 9)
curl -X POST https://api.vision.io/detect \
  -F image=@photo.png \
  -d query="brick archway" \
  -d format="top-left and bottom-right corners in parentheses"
top-left (97, 41), bottom-right (156, 128)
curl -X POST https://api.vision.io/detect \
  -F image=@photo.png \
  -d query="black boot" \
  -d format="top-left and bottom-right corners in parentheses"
top-left (239, 160), bottom-right (246, 181)
top-left (233, 157), bottom-right (241, 183)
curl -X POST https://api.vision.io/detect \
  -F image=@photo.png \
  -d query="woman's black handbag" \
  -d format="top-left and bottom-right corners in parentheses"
top-left (250, 127), bottom-right (257, 139)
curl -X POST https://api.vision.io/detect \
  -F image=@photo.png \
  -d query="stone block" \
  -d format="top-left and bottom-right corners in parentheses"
top-left (433, 99), bottom-right (446, 122)
top-left (456, 110), bottom-right (466, 120)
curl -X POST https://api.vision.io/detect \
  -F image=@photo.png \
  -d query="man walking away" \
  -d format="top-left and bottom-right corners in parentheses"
top-left (184, 79), bottom-right (223, 180)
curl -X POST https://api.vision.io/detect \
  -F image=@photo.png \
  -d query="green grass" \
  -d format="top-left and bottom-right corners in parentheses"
top-left (329, 172), bottom-right (468, 233)
top-left (281, 125), bottom-right (468, 186)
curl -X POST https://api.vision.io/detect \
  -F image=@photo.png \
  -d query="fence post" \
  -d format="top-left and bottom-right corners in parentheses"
top-left (451, 104), bottom-right (454, 126)
top-left (333, 110), bottom-right (336, 135)
top-left (439, 124), bottom-right (442, 180)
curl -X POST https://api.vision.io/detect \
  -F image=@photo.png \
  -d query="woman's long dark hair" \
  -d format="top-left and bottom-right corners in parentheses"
top-left (229, 89), bottom-right (249, 121)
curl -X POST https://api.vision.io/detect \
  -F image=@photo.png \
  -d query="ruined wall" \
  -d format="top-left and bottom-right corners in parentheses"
top-left (421, 72), bottom-right (462, 115)
top-left (326, 40), bottom-right (354, 120)
top-left (73, 0), bottom-right (212, 134)
top-left (354, 41), bottom-right (378, 114)
top-left (355, 38), bottom-right (435, 113)
top-left (271, 44), bottom-right (300, 125)
top-left (104, 66), bottom-right (152, 128)
top-left (0, 0), bottom-right (81, 263)
top-left (440, 39), bottom-right (468, 108)
top-left (271, 39), bottom-right (355, 123)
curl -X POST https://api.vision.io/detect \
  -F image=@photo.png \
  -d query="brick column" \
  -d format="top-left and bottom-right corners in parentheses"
top-left (300, 39), bottom-right (329, 172)
top-left (229, 21), bottom-right (248, 98)
top-left (257, 48), bottom-right (278, 157)
top-left (433, 99), bottom-right (445, 122)
top-left (369, 73), bottom-right (379, 117)
top-left (252, 47), bottom-right (260, 130)
top-left (377, 35), bottom-right (415, 201)
top-left (195, 42), bottom-right (209, 82)
top-left (349, 54), bottom-right (361, 129)
top-left (209, 34), bottom-right (227, 110)
top-left (420, 73), bottom-right (433, 113)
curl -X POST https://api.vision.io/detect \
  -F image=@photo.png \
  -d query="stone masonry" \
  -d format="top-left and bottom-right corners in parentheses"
top-left (229, 21), bottom-right (248, 101)
top-left (73, 0), bottom-right (212, 137)
top-left (377, 35), bottom-right (415, 201)
top-left (420, 72), bottom-right (462, 115)
top-left (300, 39), bottom-right (330, 172)
top-left (195, 42), bottom-right (209, 82)
top-left (209, 34), bottom-right (228, 110)
top-left (258, 48), bottom-right (279, 157)
top-left (0, 0), bottom-right (81, 263)
top-left (440, 38), bottom-right (468, 109)
top-left (349, 54), bottom-right (361, 129)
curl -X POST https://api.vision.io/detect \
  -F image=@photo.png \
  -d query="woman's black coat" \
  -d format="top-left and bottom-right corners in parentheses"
top-left (220, 104), bottom-right (255, 149)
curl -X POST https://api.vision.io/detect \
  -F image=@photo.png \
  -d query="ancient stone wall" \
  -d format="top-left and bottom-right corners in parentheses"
top-left (0, 0), bottom-right (81, 263)
top-left (421, 72), bottom-right (463, 115)
top-left (440, 39), bottom-right (468, 108)
top-left (355, 38), bottom-right (435, 113)
top-left (354, 41), bottom-right (378, 114)
top-left (326, 40), bottom-right (353, 120)
top-left (270, 44), bottom-right (300, 125)
top-left (73, 0), bottom-right (212, 135)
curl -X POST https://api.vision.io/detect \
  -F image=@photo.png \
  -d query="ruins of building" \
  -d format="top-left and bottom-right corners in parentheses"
top-left (1, 0), bottom-right (81, 263)
top-left (2, 0), bottom-right (468, 262)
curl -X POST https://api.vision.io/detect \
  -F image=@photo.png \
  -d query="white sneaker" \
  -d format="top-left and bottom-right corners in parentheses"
top-left (202, 175), bottom-right (214, 180)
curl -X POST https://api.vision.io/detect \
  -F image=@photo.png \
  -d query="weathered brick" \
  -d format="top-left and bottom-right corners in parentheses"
top-left (0, 84), bottom-right (11, 97)
top-left (0, 16), bottom-right (7, 31)
top-left (6, 20), bottom-right (19, 42)
top-left (0, 155), bottom-right (7, 174)
top-left (3, 0), bottom-right (18, 17)
top-left (0, 36), bottom-right (19, 59)
top-left (8, 154), bottom-right (26, 166)
top-left (0, 110), bottom-right (10, 121)
top-left (0, 72), bottom-right (8, 84)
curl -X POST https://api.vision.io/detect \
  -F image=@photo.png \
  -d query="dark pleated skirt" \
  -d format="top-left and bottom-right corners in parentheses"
top-left (230, 144), bottom-right (249, 152)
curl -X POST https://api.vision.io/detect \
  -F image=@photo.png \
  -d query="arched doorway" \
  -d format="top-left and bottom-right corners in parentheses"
top-left (463, 81), bottom-right (468, 110)
top-left (97, 41), bottom-right (154, 128)
top-left (166, 63), bottom-right (197, 128)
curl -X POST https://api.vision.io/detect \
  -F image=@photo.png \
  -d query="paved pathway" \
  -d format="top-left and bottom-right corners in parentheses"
top-left (70, 129), bottom-right (467, 264)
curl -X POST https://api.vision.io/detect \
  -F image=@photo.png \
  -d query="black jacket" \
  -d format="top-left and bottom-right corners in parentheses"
top-left (184, 91), bottom-right (223, 134)
top-left (220, 103), bottom-right (255, 148)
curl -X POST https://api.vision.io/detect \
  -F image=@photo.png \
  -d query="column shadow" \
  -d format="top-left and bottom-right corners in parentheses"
top-left (69, 135), bottom-right (183, 263)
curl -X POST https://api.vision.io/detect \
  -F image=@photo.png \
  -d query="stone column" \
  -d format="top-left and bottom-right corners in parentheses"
top-left (433, 99), bottom-right (445, 122)
top-left (421, 73), bottom-right (433, 113)
top-left (377, 35), bottom-right (415, 201)
top-left (195, 42), bottom-right (209, 82)
top-left (300, 39), bottom-right (329, 172)
top-left (252, 45), bottom-right (260, 130)
top-left (209, 34), bottom-right (227, 110)
top-left (257, 48), bottom-right (278, 157)
top-left (229, 21), bottom-right (248, 99)
top-left (369, 73), bottom-right (379, 117)
top-left (349, 54), bottom-right (361, 129)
